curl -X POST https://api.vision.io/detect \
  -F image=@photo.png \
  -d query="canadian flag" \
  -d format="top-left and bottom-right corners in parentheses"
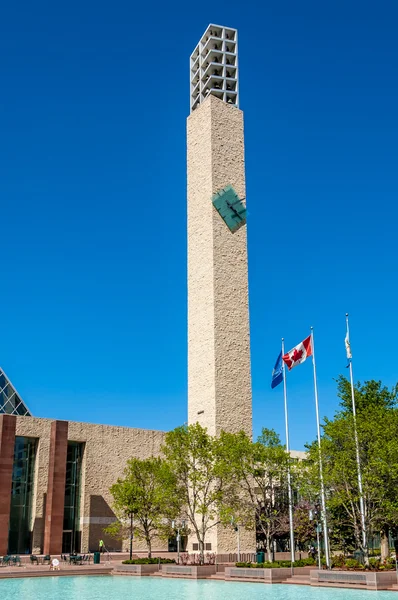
top-left (282, 335), bottom-right (313, 371)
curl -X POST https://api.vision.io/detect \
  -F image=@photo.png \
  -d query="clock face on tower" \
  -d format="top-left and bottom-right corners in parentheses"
top-left (212, 185), bottom-right (247, 233)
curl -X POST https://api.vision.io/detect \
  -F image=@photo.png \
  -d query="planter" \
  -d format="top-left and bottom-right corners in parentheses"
top-left (310, 569), bottom-right (398, 590)
top-left (161, 565), bottom-right (216, 579)
top-left (114, 563), bottom-right (160, 576)
top-left (225, 566), bottom-right (310, 583)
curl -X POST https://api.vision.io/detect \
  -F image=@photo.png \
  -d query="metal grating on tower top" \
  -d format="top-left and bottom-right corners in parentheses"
top-left (0, 367), bottom-right (32, 416)
top-left (190, 23), bottom-right (239, 112)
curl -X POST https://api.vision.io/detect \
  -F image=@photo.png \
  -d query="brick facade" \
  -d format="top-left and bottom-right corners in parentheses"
top-left (0, 415), bottom-right (16, 555)
top-left (43, 420), bottom-right (68, 554)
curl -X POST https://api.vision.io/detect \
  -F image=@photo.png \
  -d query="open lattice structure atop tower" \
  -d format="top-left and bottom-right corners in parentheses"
top-left (190, 24), bottom-right (239, 112)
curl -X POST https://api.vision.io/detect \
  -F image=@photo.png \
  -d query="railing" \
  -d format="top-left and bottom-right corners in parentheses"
top-left (102, 546), bottom-right (112, 564)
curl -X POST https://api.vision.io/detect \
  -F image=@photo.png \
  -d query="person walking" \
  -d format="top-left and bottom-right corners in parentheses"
top-left (99, 539), bottom-right (104, 553)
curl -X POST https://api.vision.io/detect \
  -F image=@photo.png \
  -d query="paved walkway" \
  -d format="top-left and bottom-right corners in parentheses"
top-left (0, 564), bottom-right (113, 579)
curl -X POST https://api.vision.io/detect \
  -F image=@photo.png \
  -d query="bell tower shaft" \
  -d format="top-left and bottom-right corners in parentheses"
top-left (187, 55), bottom-right (252, 438)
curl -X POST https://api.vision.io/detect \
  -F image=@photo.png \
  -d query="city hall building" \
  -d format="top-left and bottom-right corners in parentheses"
top-left (1, 23), bottom-right (257, 557)
top-left (0, 368), bottom-right (166, 556)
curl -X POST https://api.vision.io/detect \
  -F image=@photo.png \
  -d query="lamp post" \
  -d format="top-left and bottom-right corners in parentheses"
top-left (129, 513), bottom-right (134, 561)
top-left (237, 524), bottom-right (241, 562)
top-left (172, 520), bottom-right (185, 564)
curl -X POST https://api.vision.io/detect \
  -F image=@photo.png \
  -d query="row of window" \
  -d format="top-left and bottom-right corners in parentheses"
top-left (8, 437), bottom-right (83, 555)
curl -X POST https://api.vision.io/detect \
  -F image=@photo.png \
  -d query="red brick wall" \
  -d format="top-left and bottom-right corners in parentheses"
top-left (43, 420), bottom-right (68, 555)
top-left (0, 415), bottom-right (16, 555)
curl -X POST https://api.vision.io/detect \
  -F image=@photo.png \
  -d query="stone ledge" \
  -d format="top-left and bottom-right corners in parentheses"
top-left (113, 564), bottom-right (161, 576)
top-left (310, 569), bottom-right (398, 590)
top-left (161, 565), bottom-right (217, 579)
top-left (0, 566), bottom-right (113, 579)
top-left (225, 566), bottom-right (311, 583)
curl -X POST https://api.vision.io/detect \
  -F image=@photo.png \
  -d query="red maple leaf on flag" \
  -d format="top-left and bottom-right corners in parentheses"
top-left (291, 348), bottom-right (303, 363)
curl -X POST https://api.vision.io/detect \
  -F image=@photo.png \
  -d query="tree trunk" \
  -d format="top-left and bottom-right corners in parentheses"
top-left (356, 524), bottom-right (369, 567)
top-left (199, 539), bottom-right (204, 565)
top-left (363, 546), bottom-right (369, 568)
top-left (147, 537), bottom-right (152, 558)
top-left (381, 525), bottom-right (390, 561)
top-left (266, 529), bottom-right (272, 562)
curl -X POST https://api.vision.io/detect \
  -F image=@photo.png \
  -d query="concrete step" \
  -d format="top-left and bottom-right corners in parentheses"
top-left (315, 582), bottom-right (367, 590)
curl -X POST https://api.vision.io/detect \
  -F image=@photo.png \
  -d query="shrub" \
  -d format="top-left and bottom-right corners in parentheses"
top-left (345, 558), bottom-right (360, 570)
top-left (122, 558), bottom-right (175, 565)
top-left (368, 558), bottom-right (381, 570)
top-left (332, 555), bottom-right (345, 568)
top-left (236, 558), bottom-right (316, 569)
top-left (383, 557), bottom-right (396, 570)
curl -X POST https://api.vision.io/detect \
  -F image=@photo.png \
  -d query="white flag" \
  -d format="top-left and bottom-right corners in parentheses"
top-left (345, 333), bottom-right (352, 360)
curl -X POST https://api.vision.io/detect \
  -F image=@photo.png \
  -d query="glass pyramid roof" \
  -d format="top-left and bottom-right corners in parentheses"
top-left (0, 367), bottom-right (32, 416)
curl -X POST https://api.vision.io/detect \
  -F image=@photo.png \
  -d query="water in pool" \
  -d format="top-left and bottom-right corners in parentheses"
top-left (0, 577), bottom-right (396, 600)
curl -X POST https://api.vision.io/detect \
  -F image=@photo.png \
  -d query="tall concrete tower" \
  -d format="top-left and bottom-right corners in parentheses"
top-left (187, 24), bottom-right (252, 440)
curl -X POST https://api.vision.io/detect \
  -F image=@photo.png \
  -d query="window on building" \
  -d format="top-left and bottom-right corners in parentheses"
top-left (8, 437), bottom-right (37, 554)
top-left (168, 535), bottom-right (187, 552)
top-left (62, 442), bottom-right (84, 554)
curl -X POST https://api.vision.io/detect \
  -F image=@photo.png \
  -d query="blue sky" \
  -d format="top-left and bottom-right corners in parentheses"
top-left (1, 1), bottom-right (397, 450)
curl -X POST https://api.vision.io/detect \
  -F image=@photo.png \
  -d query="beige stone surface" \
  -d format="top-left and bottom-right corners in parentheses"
top-left (187, 95), bottom-right (252, 439)
top-left (187, 96), bottom-right (254, 553)
top-left (15, 417), bottom-right (167, 554)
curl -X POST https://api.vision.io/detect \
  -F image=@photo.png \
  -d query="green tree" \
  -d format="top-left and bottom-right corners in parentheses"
top-left (302, 378), bottom-right (398, 564)
top-left (328, 504), bottom-right (356, 556)
top-left (220, 428), bottom-right (290, 561)
top-left (336, 376), bottom-right (397, 414)
top-left (292, 501), bottom-right (316, 554)
top-left (162, 423), bottom-right (232, 565)
top-left (336, 376), bottom-right (398, 560)
top-left (106, 456), bottom-right (180, 558)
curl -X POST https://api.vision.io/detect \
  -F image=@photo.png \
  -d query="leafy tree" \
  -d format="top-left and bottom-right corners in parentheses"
top-left (161, 423), bottom-right (232, 565)
top-left (336, 378), bottom-right (398, 560)
top-left (106, 456), bottom-right (180, 558)
top-left (220, 428), bottom-right (290, 561)
top-left (292, 501), bottom-right (316, 553)
top-left (328, 504), bottom-right (356, 556)
top-left (301, 378), bottom-right (398, 565)
top-left (336, 375), bottom-right (397, 414)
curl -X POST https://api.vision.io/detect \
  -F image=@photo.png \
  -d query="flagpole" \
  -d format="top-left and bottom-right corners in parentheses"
top-left (310, 326), bottom-right (331, 569)
top-left (282, 338), bottom-right (295, 572)
top-left (346, 313), bottom-right (367, 558)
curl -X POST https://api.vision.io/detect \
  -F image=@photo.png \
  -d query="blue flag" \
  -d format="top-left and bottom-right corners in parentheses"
top-left (271, 351), bottom-right (283, 389)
